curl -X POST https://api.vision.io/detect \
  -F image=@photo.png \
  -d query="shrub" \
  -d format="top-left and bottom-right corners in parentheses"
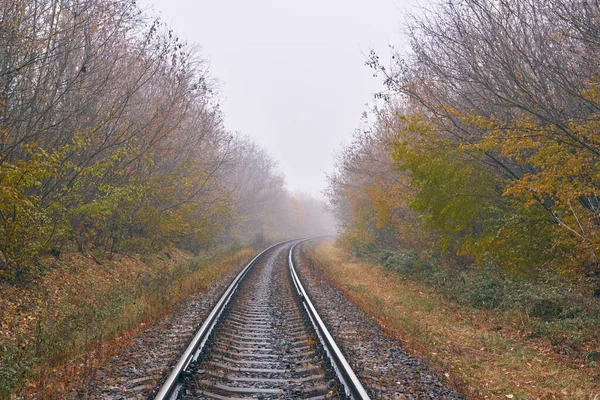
top-left (367, 247), bottom-right (600, 325)
top-left (455, 267), bottom-right (507, 309)
top-left (352, 242), bottom-right (379, 259)
top-left (381, 249), bottom-right (420, 275)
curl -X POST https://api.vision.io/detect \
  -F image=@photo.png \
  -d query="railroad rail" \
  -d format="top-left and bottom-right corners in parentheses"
top-left (154, 239), bottom-right (370, 400)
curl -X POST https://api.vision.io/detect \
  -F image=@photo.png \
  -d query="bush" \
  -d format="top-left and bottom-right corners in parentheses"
top-left (455, 267), bottom-right (507, 309)
top-left (0, 343), bottom-right (34, 398)
top-left (352, 242), bottom-right (380, 259)
top-left (381, 249), bottom-right (420, 274)
top-left (529, 298), bottom-right (563, 321)
top-left (365, 247), bottom-right (600, 324)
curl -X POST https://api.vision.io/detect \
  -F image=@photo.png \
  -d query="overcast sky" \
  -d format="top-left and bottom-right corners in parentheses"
top-left (139, 0), bottom-right (416, 196)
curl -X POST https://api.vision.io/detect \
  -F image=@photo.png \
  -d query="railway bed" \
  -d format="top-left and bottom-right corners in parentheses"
top-left (155, 240), bottom-right (369, 400)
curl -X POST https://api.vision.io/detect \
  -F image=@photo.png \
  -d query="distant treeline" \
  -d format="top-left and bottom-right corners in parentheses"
top-left (0, 0), bottom-right (333, 283)
top-left (327, 0), bottom-right (600, 280)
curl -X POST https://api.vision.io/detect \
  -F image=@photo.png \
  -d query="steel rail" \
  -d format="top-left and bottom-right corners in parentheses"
top-left (154, 240), bottom-right (291, 400)
top-left (289, 240), bottom-right (371, 400)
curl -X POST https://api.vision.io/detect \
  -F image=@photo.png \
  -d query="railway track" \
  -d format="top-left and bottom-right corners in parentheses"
top-left (154, 240), bottom-right (370, 400)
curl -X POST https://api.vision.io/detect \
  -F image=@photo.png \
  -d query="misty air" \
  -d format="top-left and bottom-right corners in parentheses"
top-left (1, 1), bottom-right (599, 399)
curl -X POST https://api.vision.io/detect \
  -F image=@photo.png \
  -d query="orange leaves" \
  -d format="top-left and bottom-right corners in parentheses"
top-left (441, 86), bottom-right (600, 270)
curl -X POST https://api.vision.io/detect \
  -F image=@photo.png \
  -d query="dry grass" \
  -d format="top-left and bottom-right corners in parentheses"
top-left (310, 240), bottom-right (600, 399)
top-left (0, 246), bottom-right (254, 399)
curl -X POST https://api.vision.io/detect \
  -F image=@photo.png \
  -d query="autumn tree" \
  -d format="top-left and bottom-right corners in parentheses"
top-left (326, 104), bottom-right (427, 252)
top-left (0, 0), bottom-right (261, 280)
top-left (330, 0), bottom-right (600, 277)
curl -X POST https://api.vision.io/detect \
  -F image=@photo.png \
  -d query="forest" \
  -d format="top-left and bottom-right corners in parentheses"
top-left (322, 2), bottom-right (600, 394)
top-left (324, 2), bottom-right (600, 391)
top-left (0, 0), bottom-right (332, 396)
top-left (0, 0), bottom-right (332, 284)
top-left (328, 0), bottom-right (600, 283)
top-left (3, 0), bottom-right (600, 397)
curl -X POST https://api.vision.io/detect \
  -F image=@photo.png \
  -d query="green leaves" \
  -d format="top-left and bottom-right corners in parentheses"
top-left (0, 144), bottom-right (60, 281)
top-left (391, 118), bottom-right (493, 246)
top-left (383, 114), bottom-right (563, 276)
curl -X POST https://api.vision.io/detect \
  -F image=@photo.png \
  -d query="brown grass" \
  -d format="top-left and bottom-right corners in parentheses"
top-left (0, 246), bottom-right (254, 399)
top-left (309, 240), bottom-right (600, 399)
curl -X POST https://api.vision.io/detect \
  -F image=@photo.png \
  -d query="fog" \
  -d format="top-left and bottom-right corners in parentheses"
top-left (139, 0), bottom-right (413, 196)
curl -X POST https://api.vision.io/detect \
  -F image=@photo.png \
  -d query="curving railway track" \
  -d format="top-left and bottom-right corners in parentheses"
top-left (154, 239), bottom-right (370, 400)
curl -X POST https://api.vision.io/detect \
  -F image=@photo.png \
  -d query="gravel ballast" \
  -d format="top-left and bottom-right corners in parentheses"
top-left (72, 261), bottom-right (249, 400)
top-left (293, 241), bottom-right (464, 400)
top-left (75, 241), bottom-right (463, 399)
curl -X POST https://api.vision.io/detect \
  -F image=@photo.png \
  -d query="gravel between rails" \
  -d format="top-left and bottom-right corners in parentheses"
top-left (293, 241), bottom-right (465, 400)
top-left (70, 258), bottom-right (251, 400)
top-left (182, 242), bottom-right (340, 399)
top-left (71, 239), bottom-right (463, 400)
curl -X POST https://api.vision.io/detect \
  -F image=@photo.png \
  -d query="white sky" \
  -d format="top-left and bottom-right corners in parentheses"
top-left (139, 0), bottom-right (416, 196)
